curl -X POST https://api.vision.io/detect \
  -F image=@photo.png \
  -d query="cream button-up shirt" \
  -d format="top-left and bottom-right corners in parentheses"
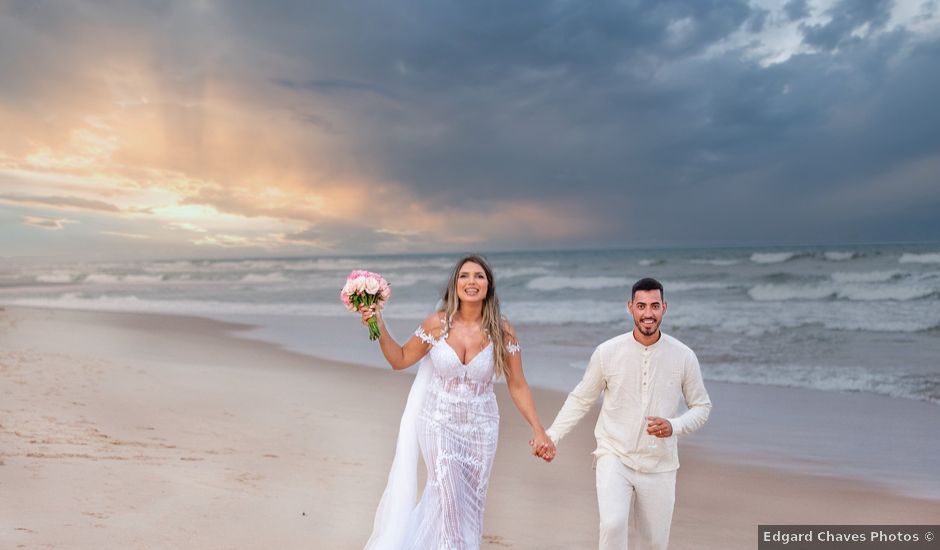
top-left (545, 331), bottom-right (712, 473)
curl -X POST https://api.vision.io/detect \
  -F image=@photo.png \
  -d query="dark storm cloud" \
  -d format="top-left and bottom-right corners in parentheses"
top-left (783, 0), bottom-right (810, 21)
top-left (257, 0), bottom-right (935, 244)
top-left (231, 0), bottom-right (759, 208)
top-left (275, 78), bottom-right (401, 101)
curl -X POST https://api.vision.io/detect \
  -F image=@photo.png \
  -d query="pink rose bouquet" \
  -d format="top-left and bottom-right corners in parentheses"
top-left (341, 270), bottom-right (391, 340)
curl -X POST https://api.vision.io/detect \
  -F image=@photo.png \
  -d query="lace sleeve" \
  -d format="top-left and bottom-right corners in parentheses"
top-left (415, 326), bottom-right (437, 345)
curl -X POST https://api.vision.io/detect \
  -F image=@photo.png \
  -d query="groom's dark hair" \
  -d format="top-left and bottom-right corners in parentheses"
top-left (631, 277), bottom-right (664, 301)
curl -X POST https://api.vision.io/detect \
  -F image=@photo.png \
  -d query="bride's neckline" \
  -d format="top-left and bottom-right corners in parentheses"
top-left (441, 337), bottom-right (493, 367)
top-left (438, 315), bottom-right (492, 366)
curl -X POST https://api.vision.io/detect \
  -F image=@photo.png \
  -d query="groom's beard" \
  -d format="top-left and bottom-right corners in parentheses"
top-left (636, 318), bottom-right (660, 335)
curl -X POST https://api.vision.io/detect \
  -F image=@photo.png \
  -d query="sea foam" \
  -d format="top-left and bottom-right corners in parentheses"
top-left (823, 251), bottom-right (857, 261)
top-left (750, 252), bottom-right (804, 264)
top-left (899, 253), bottom-right (940, 264)
top-left (526, 276), bottom-right (627, 291)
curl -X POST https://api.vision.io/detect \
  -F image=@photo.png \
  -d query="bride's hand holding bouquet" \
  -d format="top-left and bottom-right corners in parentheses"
top-left (340, 270), bottom-right (391, 341)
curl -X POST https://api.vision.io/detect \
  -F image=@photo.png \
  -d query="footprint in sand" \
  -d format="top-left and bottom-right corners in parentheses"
top-left (482, 534), bottom-right (512, 547)
top-left (236, 472), bottom-right (264, 483)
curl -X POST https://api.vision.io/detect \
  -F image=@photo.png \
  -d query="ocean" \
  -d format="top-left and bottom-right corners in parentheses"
top-left (3, 243), bottom-right (939, 405)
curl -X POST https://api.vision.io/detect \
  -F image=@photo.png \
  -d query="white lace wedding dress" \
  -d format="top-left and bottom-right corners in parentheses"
top-left (364, 322), bottom-right (519, 550)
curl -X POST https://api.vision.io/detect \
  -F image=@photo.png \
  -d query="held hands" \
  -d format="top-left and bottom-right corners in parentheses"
top-left (646, 416), bottom-right (673, 438)
top-left (529, 430), bottom-right (556, 463)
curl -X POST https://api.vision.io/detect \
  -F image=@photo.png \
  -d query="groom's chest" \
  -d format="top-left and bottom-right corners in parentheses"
top-left (602, 347), bottom-right (682, 396)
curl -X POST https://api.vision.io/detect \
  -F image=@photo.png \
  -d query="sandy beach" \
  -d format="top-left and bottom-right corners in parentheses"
top-left (1, 305), bottom-right (938, 549)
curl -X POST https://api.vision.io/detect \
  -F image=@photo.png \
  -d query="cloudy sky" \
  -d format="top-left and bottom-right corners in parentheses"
top-left (1, 0), bottom-right (939, 259)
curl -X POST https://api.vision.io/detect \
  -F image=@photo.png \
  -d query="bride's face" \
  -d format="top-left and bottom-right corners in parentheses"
top-left (456, 261), bottom-right (488, 304)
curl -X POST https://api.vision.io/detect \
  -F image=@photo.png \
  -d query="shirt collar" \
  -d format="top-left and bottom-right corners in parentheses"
top-left (630, 330), bottom-right (664, 351)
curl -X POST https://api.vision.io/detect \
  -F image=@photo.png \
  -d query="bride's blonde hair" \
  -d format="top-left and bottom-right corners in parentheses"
top-left (439, 254), bottom-right (511, 379)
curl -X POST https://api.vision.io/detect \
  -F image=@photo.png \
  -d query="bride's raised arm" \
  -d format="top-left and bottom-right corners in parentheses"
top-left (360, 308), bottom-right (440, 371)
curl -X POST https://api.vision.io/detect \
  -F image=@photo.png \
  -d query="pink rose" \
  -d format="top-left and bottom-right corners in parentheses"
top-left (340, 290), bottom-right (355, 311)
top-left (353, 276), bottom-right (367, 293)
top-left (379, 280), bottom-right (391, 301)
top-left (365, 276), bottom-right (380, 294)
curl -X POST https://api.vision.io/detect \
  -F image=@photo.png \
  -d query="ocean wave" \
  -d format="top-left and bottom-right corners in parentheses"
top-left (0, 293), bottom-right (441, 321)
top-left (513, 299), bottom-right (940, 332)
top-left (704, 364), bottom-right (938, 404)
top-left (747, 284), bottom-right (832, 301)
top-left (899, 253), bottom-right (940, 264)
top-left (84, 274), bottom-right (166, 284)
top-left (239, 272), bottom-right (290, 284)
top-left (667, 281), bottom-right (738, 292)
top-left (817, 316), bottom-right (940, 333)
top-left (750, 252), bottom-right (807, 264)
top-left (526, 276), bottom-right (628, 291)
top-left (124, 274), bottom-right (166, 284)
top-left (495, 266), bottom-right (552, 279)
top-left (141, 256), bottom-right (455, 275)
top-left (143, 260), bottom-right (273, 274)
top-left (7, 292), bottom-right (940, 335)
top-left (213, 260), bottom-right (283, 271)
top-left (690, 258), bottom-right (742, 266)
top-left (638, 259), bottom-right (665, 267)
top-left (3, 293), bottom-right (628, 325)
top-left (835, 284), bottom-right (937, 301)
top-left (748, 282), bottom-right (936, 302)
top-left (36, 272), bottom-right (79, 283)
top-left (142, 260), bottom-right (195, 273)
top-left (823, 251), bottom-right (857, 261)
top-left (502, 300), bottom-right (626, 324)
top-left (280, 257), bottom-right (453, 272)
top-left (155, 259), bottom-right (283, 273)
top-left (752, 250), bottom-right (861, 263)
top-left (667, 301), bottom-right (940, 335)
top-left (763, 271), bottom-right (807, 283)
top-left (3, 294), bottom-right (345, 317)
top-left (380, 272), bottom-right (446, 288)
top-left (831, 271), bottom-right (902, 283)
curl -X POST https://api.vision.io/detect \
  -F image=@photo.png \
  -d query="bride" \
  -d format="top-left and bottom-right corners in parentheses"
top-left (360, 254), bottom-right (555, 549)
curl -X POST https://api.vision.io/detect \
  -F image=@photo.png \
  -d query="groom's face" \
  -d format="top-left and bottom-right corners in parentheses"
top-left (628, 289), bottom-right (666, 337)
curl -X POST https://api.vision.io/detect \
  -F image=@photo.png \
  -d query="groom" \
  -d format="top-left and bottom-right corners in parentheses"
top-left (539, 277), bottom-right (712, 550)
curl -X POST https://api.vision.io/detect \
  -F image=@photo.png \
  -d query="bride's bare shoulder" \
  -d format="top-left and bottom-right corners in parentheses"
top-left (501, 318), bottom-right (518, 343)
top-left (419, 311), bottom-right (447, 340)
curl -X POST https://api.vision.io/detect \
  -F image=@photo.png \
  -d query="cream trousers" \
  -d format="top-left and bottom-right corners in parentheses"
top-left (595, 454), bottom-right (677, 550)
